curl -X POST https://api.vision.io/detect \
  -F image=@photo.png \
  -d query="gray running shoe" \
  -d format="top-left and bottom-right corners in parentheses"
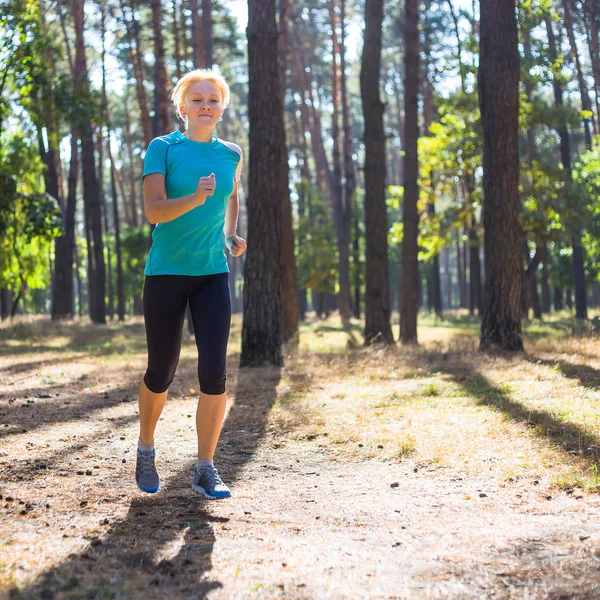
top-left (135, 449), bottom-right (159, 493)
top-left (192, 465), bottom-right (231, 499)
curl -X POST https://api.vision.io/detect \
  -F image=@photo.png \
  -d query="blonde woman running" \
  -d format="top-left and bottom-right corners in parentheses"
top-left (135, 69), bottom-right (246, 499)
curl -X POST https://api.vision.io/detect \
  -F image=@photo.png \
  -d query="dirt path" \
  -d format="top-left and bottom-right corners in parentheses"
top-left (2, 321), bottom-right (600, 599)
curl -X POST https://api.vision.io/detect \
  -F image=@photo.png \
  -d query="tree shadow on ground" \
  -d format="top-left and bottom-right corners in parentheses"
top-left (406, 351), bottom-right (600, 470)
top-left (9, 364), bottom-right (282, 600)
top-left (528, 356), bottom-right (600, 391)
top-left (0, 380), bottom-right (140, 440)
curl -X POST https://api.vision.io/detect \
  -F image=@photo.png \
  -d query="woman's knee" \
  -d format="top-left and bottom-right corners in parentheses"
top-left (199, 371), bottom-right (227, 395)
top-left (144, 369), bottom-right (175, 394)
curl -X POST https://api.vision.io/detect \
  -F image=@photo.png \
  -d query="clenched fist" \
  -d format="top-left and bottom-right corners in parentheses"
top-left (225, 234), bottom-right (247, 257)
top-left (195, 173), bottom-right (216, 205)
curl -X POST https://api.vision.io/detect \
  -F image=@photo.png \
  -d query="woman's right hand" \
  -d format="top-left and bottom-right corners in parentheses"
top-left (195, 173), bottom-right (216, 206)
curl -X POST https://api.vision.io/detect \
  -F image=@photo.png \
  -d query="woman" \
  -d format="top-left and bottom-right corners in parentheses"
top-left (135, 68), bottom-right (246, 499)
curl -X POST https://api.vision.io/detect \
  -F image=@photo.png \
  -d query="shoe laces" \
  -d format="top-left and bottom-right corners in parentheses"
top-left (138, 451), bottom-right (157, 478)
top-left (200, 465), bottom-right (224, 489)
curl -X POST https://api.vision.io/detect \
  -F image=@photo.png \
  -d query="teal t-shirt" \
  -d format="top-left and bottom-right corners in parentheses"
top-left (142, 130), bottom-right (243, 276)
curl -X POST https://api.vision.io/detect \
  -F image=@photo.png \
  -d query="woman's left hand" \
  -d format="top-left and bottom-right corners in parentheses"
top-left (225, 235), bottom-right (247, 257)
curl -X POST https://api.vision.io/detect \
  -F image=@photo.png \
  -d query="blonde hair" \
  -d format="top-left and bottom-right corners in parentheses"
top-left (171, 69), bottom-right (231, 121)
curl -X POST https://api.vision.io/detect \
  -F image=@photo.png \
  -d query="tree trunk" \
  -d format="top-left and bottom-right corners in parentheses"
top-left (120, 0), bottom-right (152, 147)
top-left (109, 149), bottom-right (125, 321)
top-left (123, 89), bottom-right (139, 227)
top-left (546, 16), bottom-right (587, 320)
top-left (190, 0), bottom-right (205, 68)
top-left (401, 0), bottom-right (421, 341)
top-left (152, 0), bottom-right (171, 136)
top-left (422, 7), bottom-right (441, 320)
top-left (203, 0), bottom-right (213, 68)
top-left (52, 130), bottom-right (79, 319)
top-left (563, 0), bottom-right (595, 149)
top-left (360, 0), bottom-right (393, 344)
top-left (73, 0), bottom-right (106, 324)
top-left (540, 244), bottom-right (551, 313)
top-left (478, 0), bottom-right (523, 351)
top-left (173, 0), bottom-right (183, 79)
top-left (456, 233), bottom-right (466, 308)
top-left (277, 0), bottom-right (299, 343)
top-left (327, 0), bottom-right (351, 324)
top-left (584, 0), bottom-right (600, 129)
top-left (340, 0), bottom-right (355, 322)
top-left (241, 0), bottom-right (284, 366)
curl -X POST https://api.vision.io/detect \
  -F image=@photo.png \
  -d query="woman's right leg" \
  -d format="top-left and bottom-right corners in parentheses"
top-left (139, 275), bottom-right (188, 442)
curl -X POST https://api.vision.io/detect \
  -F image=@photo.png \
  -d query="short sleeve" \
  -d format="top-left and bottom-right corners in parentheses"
top-left (143, 138), bottom-right (168, 178)
top-left (234, 147), bottom-right (243, 182)
top-left (218, 139), bottom-right (243, 183)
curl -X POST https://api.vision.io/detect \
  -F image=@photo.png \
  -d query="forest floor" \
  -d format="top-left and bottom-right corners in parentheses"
top-left (2, 313), bottom-right (600, 599)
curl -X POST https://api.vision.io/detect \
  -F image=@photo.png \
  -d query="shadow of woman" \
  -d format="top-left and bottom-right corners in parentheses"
top-left (10, 364), bottom-right (281, 600)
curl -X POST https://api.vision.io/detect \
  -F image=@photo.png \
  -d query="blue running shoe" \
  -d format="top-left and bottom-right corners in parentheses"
top-left (135, 449), bottom-right (159, 493)
top-left (192, 465), bottom-right (231, 499)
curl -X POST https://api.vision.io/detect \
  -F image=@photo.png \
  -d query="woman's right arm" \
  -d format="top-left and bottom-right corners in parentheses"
top-left (143, 173), bottom-right (216, 224)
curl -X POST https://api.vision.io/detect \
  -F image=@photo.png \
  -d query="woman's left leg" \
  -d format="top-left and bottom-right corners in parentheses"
top-left (188, 273), bottom-right (232, 498)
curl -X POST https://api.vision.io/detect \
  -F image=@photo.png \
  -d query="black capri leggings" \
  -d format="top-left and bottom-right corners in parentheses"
top-left (143, 273), bottom-right (231, 395)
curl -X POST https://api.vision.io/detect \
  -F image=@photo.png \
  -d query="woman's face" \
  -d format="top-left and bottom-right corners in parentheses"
top-left (180, 80), bottom-right (225, 129)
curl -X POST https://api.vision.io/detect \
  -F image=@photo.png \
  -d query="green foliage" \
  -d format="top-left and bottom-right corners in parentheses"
top-left (120, 227), bottom-right (152, 302)
top-left (0, 130), bottom-right (61, 295)
top-left (296, 190), bottom-right (338, 294)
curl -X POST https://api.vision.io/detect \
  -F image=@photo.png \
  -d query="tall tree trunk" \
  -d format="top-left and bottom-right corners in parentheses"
top-left (173, 0), bottom-right (183, 79)
top-left (52, 130), bottom-right (79, 319)
top-left (456, 232), bottom-right (467, 308)
top-left (108, 145), bottom-right (125, 321)
top-left (97, 128), bottom-right (114, 319)
top-left (422, 4), bottom-right (442, 319)
top-left (73, 0), bottom-right (106, 324)
top-left (361, 0), bottom-right (393, 344)
top-left (278, 0), bottom-right (299, 344)
top-left (123, 89), bottom-right (139, 227)
top-left (401, 0), bottom-right (420, 344)
top-left (241, 0), bottom-right (284, 366)
top-left (564, 0), bottom-right (595, 149)
top-left (120, 0), bottom-right (152, 147)
top-left (541, 244), bottom-right (551, 313)
top-left (152, 0), bottom-right (171, 136)
top-left (584, 0), bottom-right (600, 128)
top-left (190, 0), bottom-right (205, 68)
top-left (340, 0), bottom-right (355, 321)
top-left (478, 0), bottom-right (523, 351)
top-left (203, 0), bottom-right (212, 67)
top-left (546, 16), bottom-right (587, 320)
top-left (329, 0), bottom-right (351, 323)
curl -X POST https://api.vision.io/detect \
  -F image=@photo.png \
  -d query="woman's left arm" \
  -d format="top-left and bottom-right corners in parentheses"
top-left (224, 181), bottom-right (247, 257)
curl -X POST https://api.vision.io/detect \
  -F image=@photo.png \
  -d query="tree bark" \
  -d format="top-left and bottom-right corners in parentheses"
top-left (203, 0), bottom-right (213, 67)
top-left (73, 0), bottom-right (106, 324)
top-left (278, 0), bottom-right (299, 344)
top-left (478, 0), bottom-right (523, 351)
top-left (546, 16), bottom-right (587, 320)
top-left (340, 0), bottom-right (355, 321)
top-left (400, 0), bottom-right (420, 344)
top-left (329, 0), bottom-right (351, 323)
top-left (241, 0), bottom-right (284, 366)
top-left (361, 0), bottom-right (393, 344)
top-left (584, 0), bottom-right (600, 129)
top-left (190, 0), bottom-right (205, 68)
top-left (173, 0), bottom-right (183, 79)
top-left (563, 0), bottom-right (595, 149)
top-left (120, 0), bottom-right (152, 147)
top-left (52, 129), bottom-right (79, 319)
top-left (152, 0), bottom-right (171, 136)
